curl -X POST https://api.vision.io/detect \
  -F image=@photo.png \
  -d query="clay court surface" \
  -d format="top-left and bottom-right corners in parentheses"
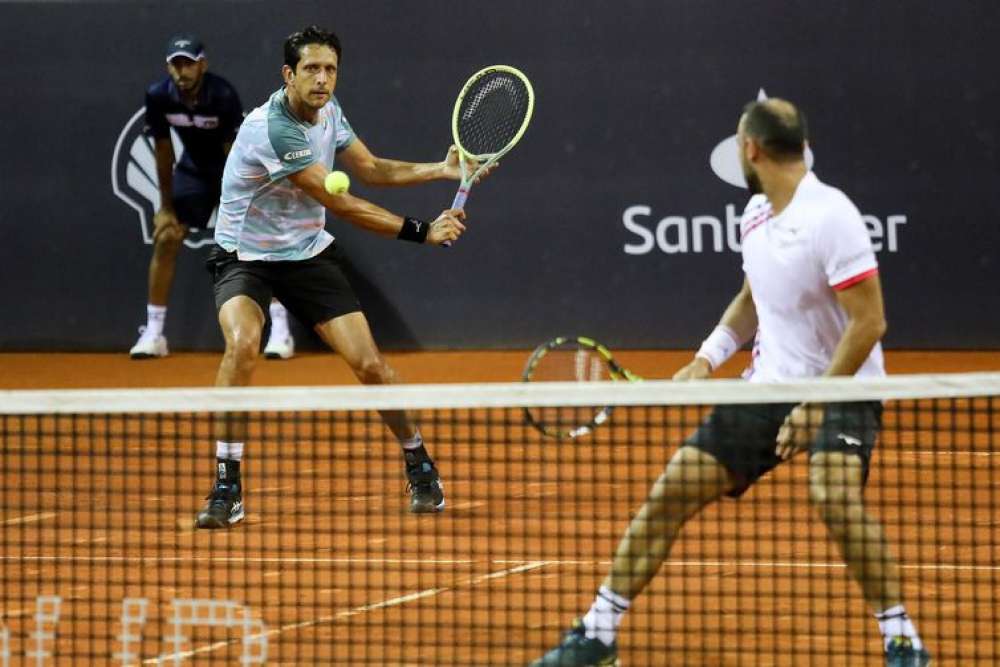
top-left (1, 351), bottom-right (997, 665)
top-left (2, 349), bottom-right (998, 388)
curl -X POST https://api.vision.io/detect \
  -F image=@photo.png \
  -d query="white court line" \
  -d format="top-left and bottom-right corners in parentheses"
top-left (3, 555), bottom-right (476, 565)
top-left (494, 558), bottom-right (1000, 573)
top-left (5, 554), bottom-right (999, 572)
top-left (0, 608), bottom-right (31, 619)
top-left (143, 561), bottom-right (549, 665)
top-left (447, 501), bottom-right (487, 511)
top-left (897, 450), bottom-right (999, 457)
top-left (1, 512), bottom-right (56, 526)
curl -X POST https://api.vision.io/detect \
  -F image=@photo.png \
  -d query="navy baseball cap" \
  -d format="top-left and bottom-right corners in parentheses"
top-left (165, 34), bottom-right (205, 62)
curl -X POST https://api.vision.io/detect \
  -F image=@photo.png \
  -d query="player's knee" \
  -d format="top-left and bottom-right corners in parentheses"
top-left (809, 454), bottom-right (864, 510)
top-left (353, 355), bottom-right (393, 385)
top-left (225, 327), bottom-right (262, 364)
top-left (646, 447), bottom-right (728, 513)
top-left (666, 447), bottom-right (730, 493)
top-left (153, 234), bottom-right (183, 257)
top-left (808, 476), bottom-right (863, 521)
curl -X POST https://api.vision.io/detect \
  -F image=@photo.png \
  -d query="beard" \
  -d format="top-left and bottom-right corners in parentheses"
top-left (744, 168), bottom-right (763, 195)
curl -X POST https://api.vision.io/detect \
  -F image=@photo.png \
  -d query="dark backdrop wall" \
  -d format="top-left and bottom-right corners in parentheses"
top-left (1, 0), bottom-right (997, 351)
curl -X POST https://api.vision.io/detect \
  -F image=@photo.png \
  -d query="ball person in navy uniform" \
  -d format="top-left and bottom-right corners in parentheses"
top-left (130, 33), bottom-right (296, 359)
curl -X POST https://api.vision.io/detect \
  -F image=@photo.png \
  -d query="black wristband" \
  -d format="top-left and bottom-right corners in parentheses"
top-left (397, 216), bottom-right (429, 243)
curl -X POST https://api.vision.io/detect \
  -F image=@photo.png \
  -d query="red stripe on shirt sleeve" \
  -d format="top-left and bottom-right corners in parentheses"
top-left (832, 267), bottom-right (879, 291)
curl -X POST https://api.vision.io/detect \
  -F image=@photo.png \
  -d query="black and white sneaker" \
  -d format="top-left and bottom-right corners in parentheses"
top-left (195, 479), bottom-right (244, 529)
top-left (884, 637), bottom-right (932, 667)
top-left (405, 460), bottom-right (445, 514)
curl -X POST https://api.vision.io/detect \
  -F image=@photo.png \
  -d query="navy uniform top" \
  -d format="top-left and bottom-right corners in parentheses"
top-left (144, 71), bottom-right (244, 177)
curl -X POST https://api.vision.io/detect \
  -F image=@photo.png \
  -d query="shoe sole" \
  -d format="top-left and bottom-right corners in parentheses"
top-left (529, 655), bottom-right (619, 667)
top-left (263, 351), bottom-right (293, 360)
top-left (130, 352), bottom-right (167, 360)
top-left (195, 507), bottom-right (245, 529)
top-left (410, 498), bottom-right (446, 514)
top-left (887, 656), bottom-right (932, 667)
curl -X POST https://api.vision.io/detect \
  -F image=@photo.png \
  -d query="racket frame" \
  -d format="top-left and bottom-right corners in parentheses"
top-left (521, 336), bottom-right (642, 439)
top-left (450, 65), bottom-right (535, 210)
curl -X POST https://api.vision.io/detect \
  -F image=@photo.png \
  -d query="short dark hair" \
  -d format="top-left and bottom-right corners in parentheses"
top-left (741, 99), bottom-right (808, 161)
top-left (284, 25), bottom-right (342, 71)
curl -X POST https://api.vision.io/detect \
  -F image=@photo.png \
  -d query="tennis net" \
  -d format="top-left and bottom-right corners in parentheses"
top-left (1, 373), bottom-right (997, 665)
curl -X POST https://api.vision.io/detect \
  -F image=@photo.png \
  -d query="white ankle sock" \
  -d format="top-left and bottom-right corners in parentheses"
top-left (582, 586), bottom-right (630, 647)
top-left (146, 305), bottom-right (167, 337)
top-left (399, 430), bottom-right (423, 451)
top-left (269, 301), bottom-right (289, 338)
top-left (215, 441), bottom-right (244, 461)
top-left (875, 604), bottom-right (923, 650)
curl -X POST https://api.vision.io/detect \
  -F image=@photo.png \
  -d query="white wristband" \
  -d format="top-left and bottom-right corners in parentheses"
top-left (695, 325), bottom-right (741, 371)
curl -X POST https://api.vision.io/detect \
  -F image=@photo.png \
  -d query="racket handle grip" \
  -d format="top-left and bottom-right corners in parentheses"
top-left (442, 187), bottom-right (470, 248)
top-left (451, 188), bottom-right (469, 210)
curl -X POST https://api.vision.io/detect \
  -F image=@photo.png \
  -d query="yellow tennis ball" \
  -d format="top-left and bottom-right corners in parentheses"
top-left (324, 170), bottom-right (350, 195)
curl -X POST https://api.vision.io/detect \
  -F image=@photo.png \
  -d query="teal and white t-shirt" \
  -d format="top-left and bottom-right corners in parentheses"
top-left (215, 88), bottom-right (356, 261)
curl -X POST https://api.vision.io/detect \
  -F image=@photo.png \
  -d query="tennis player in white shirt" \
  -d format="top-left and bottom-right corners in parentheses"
top-left (531, 98), bottom-right (930, 667)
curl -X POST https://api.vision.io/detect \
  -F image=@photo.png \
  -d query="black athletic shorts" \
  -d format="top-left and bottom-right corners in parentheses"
top-left (207, 242), bottom-right (362, 328)
top-left (684, 401), bottom-right (883, 497)
top-left (173, 165), bottom-right (221, 231)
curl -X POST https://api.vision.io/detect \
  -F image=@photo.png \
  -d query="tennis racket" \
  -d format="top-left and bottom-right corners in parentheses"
top-left (444, 65), bottom-right (534, 246)
top-left (521, 336), bottom-right (642, 439)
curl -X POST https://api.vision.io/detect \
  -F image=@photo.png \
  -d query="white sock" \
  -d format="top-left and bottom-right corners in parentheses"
top-left (399, 430), bottom-right (424, 451)
top-left (875, 604), bottom-right (923, 650)
top-left (146, 305), bottom-right (167, 337)
top-left (215, 441), bottom-right (244, 461)
top-left (269, 301), bottom-right (289, 338)
top-left (582, 585), bottom-right (630, 647)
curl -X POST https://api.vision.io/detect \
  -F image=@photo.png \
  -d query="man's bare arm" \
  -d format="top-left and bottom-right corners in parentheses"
top-left (824, 274), bottom-right (887, 377)
top-left (716, 277), bottom-right (759, 344)
top-left (151, 138), bottom-right (183, 241)
top-left (287, 163), bottom-right (465, 246)
top-left (334, 139), bottom-right (454, 187)
top-left (674, 278), bottom-right (758, 379)
top-left (154, 138), bottom-right (176, 212)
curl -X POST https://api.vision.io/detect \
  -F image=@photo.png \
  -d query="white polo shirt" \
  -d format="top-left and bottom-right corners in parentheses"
top-left (740, 172), bottom-right (885, 382)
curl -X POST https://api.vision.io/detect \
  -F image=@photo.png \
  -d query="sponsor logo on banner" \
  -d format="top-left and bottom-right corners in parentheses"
top-left (111, 108), bottom-right (217, 249)
top-left (623, 89), bottom-right (908, 256)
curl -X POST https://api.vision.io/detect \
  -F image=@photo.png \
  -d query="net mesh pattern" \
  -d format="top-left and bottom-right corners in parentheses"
top-left (456, 70), bottom-right (531, 156)
top-left (1, 375), bottom-right (997, 665)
